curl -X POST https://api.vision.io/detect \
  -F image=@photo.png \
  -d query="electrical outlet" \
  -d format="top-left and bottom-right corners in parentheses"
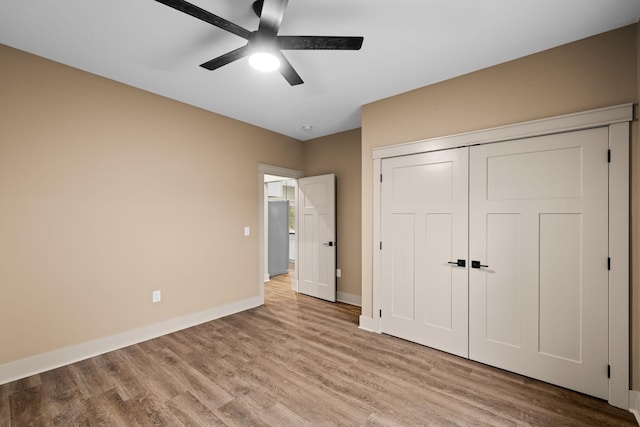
top-left (152, 290), bottom-right (161, 303)
top-left (336, 268), bottom-right (341, 278)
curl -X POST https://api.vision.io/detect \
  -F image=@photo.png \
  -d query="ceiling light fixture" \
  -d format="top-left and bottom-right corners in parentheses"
top-left (249, 52), bottom-right (280, 72)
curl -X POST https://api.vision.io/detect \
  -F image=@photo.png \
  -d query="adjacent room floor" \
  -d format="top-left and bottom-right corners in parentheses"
top-left (1, 272), bottom-right (636, 425)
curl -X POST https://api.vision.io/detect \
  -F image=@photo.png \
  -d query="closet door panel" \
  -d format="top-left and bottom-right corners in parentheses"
top-left (381, 148), bottom-right (469, 358)
top-left (468, 127), bottom-right (609, 400)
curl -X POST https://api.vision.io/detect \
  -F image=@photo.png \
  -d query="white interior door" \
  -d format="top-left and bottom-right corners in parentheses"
top-left (380, 148), bottom-right (469, 357)
top-left (468, 128), bottom-right (609, 399)
top-left (297, 174), bottom-right (336, 302)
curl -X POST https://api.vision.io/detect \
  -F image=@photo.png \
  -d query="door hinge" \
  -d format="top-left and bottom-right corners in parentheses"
top-left (608, 149), bottom-right (611, 163)
top-left (608, 364), bottom-right (611, 378)
top-left (380, 174), bottom-right (383, 183)
top-left (608, 257), bottom-right (611, 271)
top-left (379, 309), bottom-right (382, 318)
top-left (380, 241), bottom-right (382, 250)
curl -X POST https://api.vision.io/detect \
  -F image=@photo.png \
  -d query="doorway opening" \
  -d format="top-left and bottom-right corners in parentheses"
top-left (258, 164), bottom-right (304, 302)
top-left (265, 174), bottom-right (297, 286)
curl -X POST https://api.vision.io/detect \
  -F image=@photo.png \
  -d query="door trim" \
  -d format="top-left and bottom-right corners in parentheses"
top-left (609, 121), bottom-right (631, 408)
top-left (258, 164), bottom-right (304, 302)
top-left (370, 104), bottom-right (632, 410)
top-left (372, 103), bottom-right (632, 160)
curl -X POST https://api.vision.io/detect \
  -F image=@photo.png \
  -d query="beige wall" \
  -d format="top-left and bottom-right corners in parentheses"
top-left (361, 24), bottom-right (638, 384)
top-left (303, 129), bottom-right (362, 299)
top-left (0, 45), bottom-right (303, 365)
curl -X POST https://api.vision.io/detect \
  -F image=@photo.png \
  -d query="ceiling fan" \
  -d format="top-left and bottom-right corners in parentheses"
top-left (154, 0), bottom-right (364, 86)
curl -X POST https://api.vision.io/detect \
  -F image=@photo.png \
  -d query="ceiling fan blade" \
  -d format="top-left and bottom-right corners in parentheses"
top-left (278, 36), bottom-right (364, 50)
top-left (257, 0), bottom-right (289, 35)
top-left (200, 45), bottom-right (250, 70)
top-left (155, 0), bottom-right (251, 40)
top-left (275, 51), bottom-right (303, 86)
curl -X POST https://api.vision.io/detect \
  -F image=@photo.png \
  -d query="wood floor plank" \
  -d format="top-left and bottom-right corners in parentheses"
top-left (124, 392), bottom-right (186, 426)
top-left (165, 391), bottom-right (227, 426)
top-left (115, 344), bottom-right (185, 402)
top-left (1, 270), bottom-right (636, 426)
top-left (156, 347), bottom-right (234, 410)
top-left (68, 388), bottom-right (129, 427)
top-left (0, 380), bottom-right (11, 427)
top-left (362, 412), bottom-right (409, 427)
top-left (249, 353), bottom-right (374, 425)
top-left (38, 366), bottom-right (87, 419)
top-left (67, 358), bottom-right (113, 399)
top-left (94, 350), bottom-right (149, 402)
top-left (8, 384), bottom-right (44, 426)
top-left (260, 402), bottom-right (312, 426)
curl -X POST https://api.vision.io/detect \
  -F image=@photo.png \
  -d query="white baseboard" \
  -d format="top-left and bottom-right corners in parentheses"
top-left (0, 295), bottom-right (262, 386)
top-left (263, 273), bottom-right (270, 282)
top-left (629, 390), bottom-right (640, 424)
top-left (337, 291), bottom-right (362, 307)
top-left (359, 315), bottom-right (375, 332)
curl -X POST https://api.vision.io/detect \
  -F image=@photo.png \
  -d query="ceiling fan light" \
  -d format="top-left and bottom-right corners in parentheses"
top-left (249, 52), bottom-right (280, 72)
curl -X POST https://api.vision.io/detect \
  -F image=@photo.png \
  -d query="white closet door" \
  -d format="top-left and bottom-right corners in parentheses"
top-left (381, 148), bottom-right (469, 357)
top-left (468, 128), bottom-right (609, 399)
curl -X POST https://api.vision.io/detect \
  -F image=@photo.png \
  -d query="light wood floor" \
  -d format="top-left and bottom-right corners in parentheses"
top-left (1, 272), bottom-right (636, 426)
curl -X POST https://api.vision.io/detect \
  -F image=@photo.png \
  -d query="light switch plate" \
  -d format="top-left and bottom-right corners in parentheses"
top-left (152, 290), bottom-right (161, 303)
top-left (244, 226), bottom-right (250, 236)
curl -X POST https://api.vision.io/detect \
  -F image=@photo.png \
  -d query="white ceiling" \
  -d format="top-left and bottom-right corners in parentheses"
top-left (1, 0), bottom-right (639, 141)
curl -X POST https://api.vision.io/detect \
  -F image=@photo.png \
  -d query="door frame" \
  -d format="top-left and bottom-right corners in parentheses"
top-left (258, 164), bottom-right (304, 302)
top-left (370, 104), bottom-right (632, 409)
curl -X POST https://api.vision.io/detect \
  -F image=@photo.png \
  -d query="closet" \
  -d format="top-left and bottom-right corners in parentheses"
top-left (371, 105), bottom-right (632, 407)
